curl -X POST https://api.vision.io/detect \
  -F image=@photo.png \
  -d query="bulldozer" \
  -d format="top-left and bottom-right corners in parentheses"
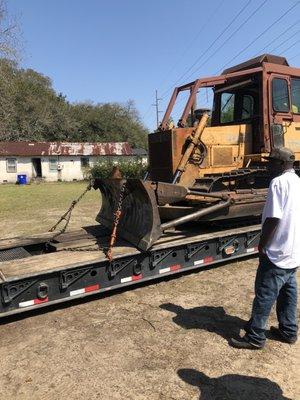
top-left (94, 54), bottom-right (300, 251)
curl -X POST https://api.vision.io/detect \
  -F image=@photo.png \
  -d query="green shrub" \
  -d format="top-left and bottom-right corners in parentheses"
top-left (90, 159), bottom-right (148, 180)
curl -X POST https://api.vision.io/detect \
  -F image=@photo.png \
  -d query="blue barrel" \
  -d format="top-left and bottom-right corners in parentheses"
top-left (17, 174), bottom-right (27, 185)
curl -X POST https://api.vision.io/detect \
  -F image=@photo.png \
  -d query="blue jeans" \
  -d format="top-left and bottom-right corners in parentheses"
top-left (245, 254), bottom-right (298, 347)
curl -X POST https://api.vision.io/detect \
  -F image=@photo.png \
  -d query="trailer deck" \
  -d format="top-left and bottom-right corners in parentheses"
top-left (0, 223), bottom-right (261, 318)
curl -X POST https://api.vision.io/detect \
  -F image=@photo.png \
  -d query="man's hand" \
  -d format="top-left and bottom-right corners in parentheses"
top-left (258, 243), bottom-right (266, 256)
top-left (259, 217), bottom-right (280, 256)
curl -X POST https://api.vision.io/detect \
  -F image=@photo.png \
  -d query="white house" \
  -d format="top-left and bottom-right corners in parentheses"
top-left (0, 141), bottom-right (133, 183)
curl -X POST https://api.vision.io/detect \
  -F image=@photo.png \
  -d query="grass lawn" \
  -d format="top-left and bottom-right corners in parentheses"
top-left (0, 181), bottom-right (100, 238)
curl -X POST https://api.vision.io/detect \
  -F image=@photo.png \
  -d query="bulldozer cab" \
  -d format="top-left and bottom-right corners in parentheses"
top-left (150, 54), bottom-right (300, 185)
top-left (210, 76), bottom-right (261, 152)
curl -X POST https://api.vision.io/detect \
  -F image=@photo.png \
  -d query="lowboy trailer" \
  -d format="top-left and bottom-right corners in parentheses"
top-left (4, 53), bottom-right (300, 319)
top-left (0, 222), bottom-right (260, 318)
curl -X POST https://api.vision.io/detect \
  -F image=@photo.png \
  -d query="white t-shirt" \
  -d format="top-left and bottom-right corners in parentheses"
top-left (262, 169), bottom-right (300, 269)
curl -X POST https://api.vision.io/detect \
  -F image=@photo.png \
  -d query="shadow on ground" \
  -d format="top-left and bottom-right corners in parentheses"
top-left (177, 369), bottom-right (292, 400)
top-left (160, 303), bottom-right (246, 342)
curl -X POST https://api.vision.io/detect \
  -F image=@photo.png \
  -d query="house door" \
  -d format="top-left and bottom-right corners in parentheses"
top-left (32, 158), bottom-right (42, 178)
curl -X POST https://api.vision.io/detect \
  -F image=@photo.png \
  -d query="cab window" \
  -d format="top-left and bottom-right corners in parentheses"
top-left (220, 93), bottom-right (235, 123)
top-left (291, 78), bottom-right (300, 114)
top-left (272, 78), bottom-right (289, 112)
top-left (241, 94), bottom-right (254, 120)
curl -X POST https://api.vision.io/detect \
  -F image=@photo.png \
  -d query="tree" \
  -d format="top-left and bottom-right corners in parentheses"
top-left (0, 0), bottom-right (20, 59)
top-left (0, 60), bottom-right (149, 147)
top-left (0, 60), bottom-right (76, 140)
top-left (69, 100), bottom-right (148, 148)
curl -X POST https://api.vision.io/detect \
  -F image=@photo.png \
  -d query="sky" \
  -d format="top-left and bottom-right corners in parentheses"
top-left (8, 0), bottom-right (300, 131)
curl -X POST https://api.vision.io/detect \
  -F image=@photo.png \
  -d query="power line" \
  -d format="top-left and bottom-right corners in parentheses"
top-left (177, 29), bottom-right (300, 115)
top-left (289, 51), bottom-right (300, 61)
top-left (141, 0), bottom-right (227, 126)
top-left (160, 30), bottom-right (300, 126)
top-left (219, 1), bottom-right (300, 72)
top-left (269, 29), bottom-right (300, 53)
top-left (279, 37), bottom-right (300, 55)
top-left (156, 0), bottom-right (226, 91)
top-left (141, 103), bottom-right (153, 120)
top-left (183, 0), bottom-right (269, 82)
top-left (143, 2), bottom-right (300, 129)
top-left (150, 0), bottom-right (267, 124)
top-left (190, 17), bottom-right (299, 103)
top-left (253, 20), bottom-right (300, 56)
top-left (160, 0), bottom-right (253, 98)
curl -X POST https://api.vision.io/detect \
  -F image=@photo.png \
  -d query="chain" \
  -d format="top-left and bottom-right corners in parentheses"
top-left (45, 180), bottom-right (93, 249)
top-left (106, 180), bottom-right (127, 262)
top-left (45, 179), bottom-right (127, 259)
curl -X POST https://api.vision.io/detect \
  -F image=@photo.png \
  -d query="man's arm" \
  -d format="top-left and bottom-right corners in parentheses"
top-left (258, 217), bottom-right (280, 254)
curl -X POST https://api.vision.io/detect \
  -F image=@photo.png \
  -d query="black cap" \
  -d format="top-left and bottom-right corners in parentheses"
top-left (263, 147), bottom-right (295, 162)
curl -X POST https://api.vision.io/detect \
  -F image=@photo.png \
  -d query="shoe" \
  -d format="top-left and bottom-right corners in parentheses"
top-left (269, 326), bottom-right (297, 344)
top-left (230, 336), bottom-right (263, 350)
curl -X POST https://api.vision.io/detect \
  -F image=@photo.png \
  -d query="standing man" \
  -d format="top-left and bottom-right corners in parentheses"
top-left (231, 147), bottom-right (299, 349)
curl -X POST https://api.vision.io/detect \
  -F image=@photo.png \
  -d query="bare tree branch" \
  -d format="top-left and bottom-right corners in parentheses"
top-left (0, 0), bottom-right (21, 59)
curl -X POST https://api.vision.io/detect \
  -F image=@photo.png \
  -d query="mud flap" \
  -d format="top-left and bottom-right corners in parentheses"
top-left (94, 179), bottom-right (162, 251)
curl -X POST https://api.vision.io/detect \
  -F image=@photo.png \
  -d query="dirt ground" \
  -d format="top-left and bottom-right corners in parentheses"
top-left (0, 183), bottom-right (299, 399)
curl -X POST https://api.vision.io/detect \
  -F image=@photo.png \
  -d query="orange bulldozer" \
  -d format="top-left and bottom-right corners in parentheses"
top-left (94, 54), bottom-right (300, 251)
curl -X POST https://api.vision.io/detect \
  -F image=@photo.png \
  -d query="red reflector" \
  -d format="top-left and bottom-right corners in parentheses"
top-left (204, 256), bottom-right (213, 264)
top-left (170, 264), bottom-right (181, 271)
top-left (34, 297), bottom-right (49, 305)
top-left (85, 284), bottom-right (100, 292)
top-left (132, 274), bottom-right (142, 281)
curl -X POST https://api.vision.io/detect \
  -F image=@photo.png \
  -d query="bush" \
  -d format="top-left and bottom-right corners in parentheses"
top-left (90, 159), bottom-right (148, 180)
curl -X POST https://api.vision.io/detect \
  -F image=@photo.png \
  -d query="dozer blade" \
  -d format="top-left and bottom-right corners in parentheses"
top-left (94, 179), bottom-right (162, 251)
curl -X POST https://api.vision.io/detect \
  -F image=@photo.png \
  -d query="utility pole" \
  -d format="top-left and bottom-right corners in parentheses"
top-left (152, 90), bottom-right (162, 129)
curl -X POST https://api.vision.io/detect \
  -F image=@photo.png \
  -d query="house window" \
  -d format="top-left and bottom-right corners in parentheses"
top-left (291, 79), bottom-right (300, 114)
top-left (81, 157), bottom-right (90, 168)
top-left (6, 158), bottom-right (17, 173)
top-left (49, 158), bottom-right (58, 171)
top-left (272, 78), bottom-right (290, 113)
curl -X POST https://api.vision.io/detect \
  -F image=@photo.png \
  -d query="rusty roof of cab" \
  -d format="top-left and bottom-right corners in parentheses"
top-left (222, 54), bottom-right (289, 75)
